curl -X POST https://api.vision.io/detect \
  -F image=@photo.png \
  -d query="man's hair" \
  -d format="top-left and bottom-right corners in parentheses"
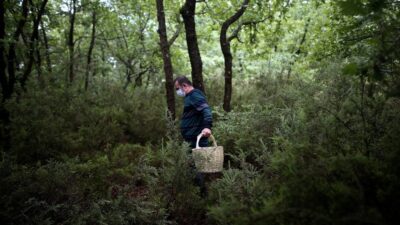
top-left (174, 76), bottom-right (192, 86)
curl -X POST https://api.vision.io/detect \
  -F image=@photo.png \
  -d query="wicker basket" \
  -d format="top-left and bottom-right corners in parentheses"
top-left (192, 134), bottom-right (224, 173)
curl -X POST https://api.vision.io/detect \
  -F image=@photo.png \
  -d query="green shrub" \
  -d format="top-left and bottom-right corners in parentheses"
top-left (5, 81), bottom-right (167, 163)
top-left (207, 73), bottom-right (400, 225)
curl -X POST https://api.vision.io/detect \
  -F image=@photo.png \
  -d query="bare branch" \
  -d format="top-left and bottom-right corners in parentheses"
top-left (168, 22), bottom-right (182, 47)
top-left (228, 18), bottom-right (268, 42)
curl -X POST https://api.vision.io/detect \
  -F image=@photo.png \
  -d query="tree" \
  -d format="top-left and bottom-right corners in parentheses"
top-left (333, 0), bottom-right (400, 97)
top-left (156, 0), bottom-right (176, 119)
top-left (287, 17), bottom-right (310, 81)
top-left (220, 0), bottom-right (250, 112)
top-left (67, 0), bottom-right (77, 83)
top-left (40, 20), bottom-right (52, 74)
top-left (180, 0), bottom-right (205, 93)
top-left (85, 9), bottom-right (97, 91)
top-left (21, 0), bottom-right (49, 89)
top-left (0, 0), bottom-right (10, 152)
top-left (0, 0), bottom-right (7, 101)
top-left (5, 0), bottom-right (29, 99)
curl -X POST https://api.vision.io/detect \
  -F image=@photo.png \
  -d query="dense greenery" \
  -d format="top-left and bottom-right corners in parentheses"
top-left (1, 0), bottom-right (399, 224)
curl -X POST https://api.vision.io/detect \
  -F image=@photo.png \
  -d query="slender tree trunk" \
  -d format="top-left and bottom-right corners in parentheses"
top-left (21, 0), bottom-right (48, 89)
top-left (136, 15), bottom-right (149, 87)
top-left (1, 0), bottom-right (29, 152)
top-left (360, 72), bottom-right (370, 155)
top-left (156, 0), bottom-right (176, 119)
top-left (67, 0), bottom-right (77, 83)
top-left (40, 20), bottom-right (52, 73)
top-left (134, 68), bottom-right (148, 88)
top-left (0, 0), bottom-right (8, 101)
top-left (180, 0), bottom-right (205, 93)
top-left (100, 45), bottom-right (106, 77)
top-left (6, 0), bottom-right (29, 99)
top-left (124, 72), bottom-right (130, 89)
top-left (0, 0), bottom-right (10, 150)
top-left (124, 66), bottom-right (132, 90)
top-left (273, 0), bottom-right (291, 53)
top-left (35, 39), bottom-right (42, 79)
top-left (287, 17), bottom-right (310, 81)
top-left (85, 10), bottom-right (96, 91)
top-left (220, 0), bottom-right (249, 112)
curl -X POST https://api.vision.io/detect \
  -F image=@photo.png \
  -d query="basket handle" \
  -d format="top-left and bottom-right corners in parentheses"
top-left (196, 133), bottom-right (217, 149)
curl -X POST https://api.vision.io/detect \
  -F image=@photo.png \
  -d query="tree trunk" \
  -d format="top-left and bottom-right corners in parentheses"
top-left (0, 0), bottom-right (8, 101)
top-left (35, 39), bottom-right (42, 80)
top-left (21, 0), bottom-right (48, 89)
top-left (287, 17), bottom-right (310, 81)
top-left (40, 20), bottom-right (52, 73)
top-left (67, 0), bottom-right (77, 83)
top-left (0, 0), bottom-right (10, 151)
top-left (123, 68), bottom-right (132, 90)
top-left (134, 68), bottom-right (148, 88)
top-left (6, 0), bottom-right (29, 99)
top-left (85, 10), bottom-right (96, 91)
top-left (100, 45), bottom-right (106, 77)
top-left (220, 0), bottom-right (249, 112)
top-left (180, 0), bottom-right (205, 93)
top-left (156, 0), bottom-right (176, 119)
top-left (136, 14), bottom-right (150, 87)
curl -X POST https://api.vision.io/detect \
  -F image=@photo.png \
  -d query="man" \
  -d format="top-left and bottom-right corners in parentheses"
top-left (174, 76), bottom-right (212, 148)
top-left (174, 76), bottom-right (212, 197)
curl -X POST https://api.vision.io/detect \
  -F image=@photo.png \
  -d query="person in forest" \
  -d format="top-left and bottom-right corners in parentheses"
top-left (174, 76), bottom-right (212, 197)
top-left (174, 76), bottom-right (212, 148)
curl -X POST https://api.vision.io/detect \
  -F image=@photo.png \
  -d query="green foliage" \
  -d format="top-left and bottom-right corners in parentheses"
top-left (0, 114), bottom-right (210, 225)
top-left (1, 0), bottom-right (400, 224)
top-left (154, 140), bottom-right (207, 224)
top-left (205, 63), bottom-right (400, 225)
top-left (5, 80), bottom-right (167, 163)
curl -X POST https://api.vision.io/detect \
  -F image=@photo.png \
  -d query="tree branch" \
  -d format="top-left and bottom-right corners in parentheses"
top-left (168, 21), bottom-right (182, 47)
top-left (228, 18), bottom-right (267, 42)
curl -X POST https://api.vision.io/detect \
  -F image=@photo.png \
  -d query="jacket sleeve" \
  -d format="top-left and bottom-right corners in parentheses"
top-left (191, 92), bottom-right (213, 129)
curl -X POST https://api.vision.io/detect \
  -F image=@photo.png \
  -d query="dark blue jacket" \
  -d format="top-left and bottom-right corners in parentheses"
top-left (180, 89), bottom-right (212, 147)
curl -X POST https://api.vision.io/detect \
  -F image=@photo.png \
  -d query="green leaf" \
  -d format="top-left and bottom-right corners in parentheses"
top-left (342, 62), bottom-right (359, 75)
top-left (337, 0), bottom-right (368, 16)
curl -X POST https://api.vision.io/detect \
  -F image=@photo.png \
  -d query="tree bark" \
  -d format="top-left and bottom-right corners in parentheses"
top-left (85, 10), bottom-right (96, 91)
top-left (180, 0), bottom-right (205, 93)
top-left (35, 38), bottom-right (42, 79)
top-left (21, 0), bottom-right (48, 89)
top-left (6, 0), bottom-right (29, 99)
top-left (0, 0), bottom-right (7, 101)
top-left (123, 68), bottom-right (132, 90)
top-left (220, 0), bottom-right (249, 112)
top-left (1, 1), bottom-right (30, 151)
top-left (287, 17), bottom-right (310, 81)
top-left (100, 45), bottom-right (106, 77)
top-left (0, 0), bottom-right (10, 151)
top-left (156, 0), bottom-right (176, 119)
top-left (136, 14), bottom-right (150, 87)
top-left (67, 0), bottom-right (77, 83)
top-left (40, 20), bottom-right (52, 73)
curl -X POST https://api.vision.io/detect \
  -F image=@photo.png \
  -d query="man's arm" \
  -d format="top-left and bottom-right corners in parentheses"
top-left (191, 91), bottom-right (213, 137)
top-left (200, 106), bottom-right (212, 137)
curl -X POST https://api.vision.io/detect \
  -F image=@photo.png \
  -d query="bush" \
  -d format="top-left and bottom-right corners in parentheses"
top-left (5, 81), bottom-right (167, 163)
top-left (206, 72), bottom-right (400, 225)
top-left (2, 67), bottom-right (399, 225)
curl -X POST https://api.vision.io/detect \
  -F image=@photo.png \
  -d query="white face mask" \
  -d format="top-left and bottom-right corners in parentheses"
top-left (176, 88), bottom-right (185, 97)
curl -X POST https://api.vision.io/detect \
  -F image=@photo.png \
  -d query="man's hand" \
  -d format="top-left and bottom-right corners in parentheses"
top-left (201, 128), bottom-right (211, 137)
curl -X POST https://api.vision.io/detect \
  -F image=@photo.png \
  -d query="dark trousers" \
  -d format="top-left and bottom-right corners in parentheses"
top-left (188, 137), bottom-right (209, 197)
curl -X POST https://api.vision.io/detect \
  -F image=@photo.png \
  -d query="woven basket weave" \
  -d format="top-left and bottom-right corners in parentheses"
top-left (192, 134), bottom-right (224, 173)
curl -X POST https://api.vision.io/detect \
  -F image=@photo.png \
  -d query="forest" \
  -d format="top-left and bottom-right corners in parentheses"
top-left (1, 0), bottom-right (400, 224)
